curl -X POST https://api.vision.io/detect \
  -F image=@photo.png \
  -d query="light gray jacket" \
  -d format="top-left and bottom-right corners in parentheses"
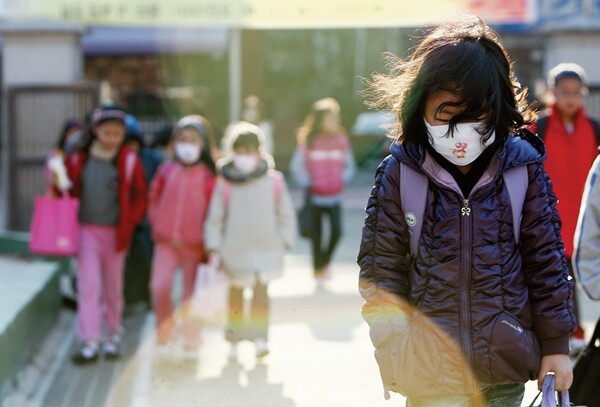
top-left (574, 155), bottom-right (600, 300)
top-left (204, 169), bottom-right (297, 287)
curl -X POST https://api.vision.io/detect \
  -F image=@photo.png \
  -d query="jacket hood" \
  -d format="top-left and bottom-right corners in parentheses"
top-left (218, 153), bottom-right (274, 183)
top-left (390, 128), bottom-right (546, 173)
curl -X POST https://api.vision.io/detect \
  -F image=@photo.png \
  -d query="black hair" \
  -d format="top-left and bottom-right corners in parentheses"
top-left (56, 119), bottom-right (82, 151)
top-left (81, 105), bottom-right (128, 153)
top-left (232, 131), bottom-right (261, 151)
top-left (297, 97), bottom-right (342, 148)
top-left (547, 63), bottom-right (588, 88)
top-left (367, 16), bottom-right (534, 145)
top-left (153, 124), bottom-right (174, 147)
top-left (554, 71), bottom-right (583, 85)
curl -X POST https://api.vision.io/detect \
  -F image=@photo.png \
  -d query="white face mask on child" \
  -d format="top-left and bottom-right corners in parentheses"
top-left (174, 142), bottom-right (201, 164)
top-left (425, 120), bottom-right (495, 166)
top-left (233, 154), bottom-right (259, 174)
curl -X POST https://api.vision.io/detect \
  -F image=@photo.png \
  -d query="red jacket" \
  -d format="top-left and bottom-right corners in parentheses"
top-left (64, 146), bottom-right (148, 251)
top-left (533, 105), bottom-right (599, 258)
top-left (148, 161), bottom-right (215, 251)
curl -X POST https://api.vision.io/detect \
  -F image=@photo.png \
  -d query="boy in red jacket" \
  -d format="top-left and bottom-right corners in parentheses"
top-left (533, 63), bottom-right (600, 354)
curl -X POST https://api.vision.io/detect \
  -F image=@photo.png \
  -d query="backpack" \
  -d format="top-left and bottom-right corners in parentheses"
top-left (536, 115), bottom-right (600, 145)
top-left (400, 162), bottom-right (528, 256)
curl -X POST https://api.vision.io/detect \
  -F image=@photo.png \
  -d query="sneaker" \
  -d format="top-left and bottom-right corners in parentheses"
top-left (72, 341), bottom-right (99, 364)
top-left (255, 339), bottom-right (269, 358)
top-left (103, 335), bottom-right (121, 360)
top-left (315, 273), bottom-right (329, 291)
top-left (228, 343), bottom-right (239, 362)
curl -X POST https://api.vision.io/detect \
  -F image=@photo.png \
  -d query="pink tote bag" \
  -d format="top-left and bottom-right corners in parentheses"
top-left (29, 194), bottom-right (80, 257)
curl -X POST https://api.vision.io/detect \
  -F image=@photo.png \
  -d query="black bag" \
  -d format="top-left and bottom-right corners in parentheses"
top-left (570, 316), bottom-right (600, 407)
top-left (298, 189), bottom-right (314, 239)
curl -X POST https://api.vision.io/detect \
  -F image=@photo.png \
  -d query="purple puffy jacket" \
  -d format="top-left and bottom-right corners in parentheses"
top-left (358, 131), bottom-right (575, 391)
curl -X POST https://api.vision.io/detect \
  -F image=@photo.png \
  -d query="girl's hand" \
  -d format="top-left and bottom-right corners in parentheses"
top-left (538, 354), bottom-right (573, 391)
top-left (48, 156), bottom-right (72, 191)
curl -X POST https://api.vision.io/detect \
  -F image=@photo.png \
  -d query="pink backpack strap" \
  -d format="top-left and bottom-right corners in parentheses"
top-left (125, 152), bottom-right (136, 185)
top-left (69, 152), bottom-right (80, 167)
top-left (159, 161), bottom-right (177, 181)
top-left (221, 178), bottom-right (232, 208)
top-left (269, 169), bottom-right (283, 204)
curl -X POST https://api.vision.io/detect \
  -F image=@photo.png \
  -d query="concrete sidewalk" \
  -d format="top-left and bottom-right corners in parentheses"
top-left (0, 256), bottom-right (61, 403)
top-left (4, 165), bottom-right (600, 407)
top-left (4, 202), bottom-right (397, 407)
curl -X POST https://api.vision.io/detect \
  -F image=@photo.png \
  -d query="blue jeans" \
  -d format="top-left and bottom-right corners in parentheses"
top-left (482, 383), bottom-right (525, 407)
top-left (406, 383), bottom-right (525, 407)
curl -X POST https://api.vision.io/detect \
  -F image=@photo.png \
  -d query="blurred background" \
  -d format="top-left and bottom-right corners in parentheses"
top-left (1, 0), bottom-right (600, 232)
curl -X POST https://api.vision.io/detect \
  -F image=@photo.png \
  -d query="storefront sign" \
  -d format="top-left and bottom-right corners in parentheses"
top-left (2, 0), bottom-right (531, 28)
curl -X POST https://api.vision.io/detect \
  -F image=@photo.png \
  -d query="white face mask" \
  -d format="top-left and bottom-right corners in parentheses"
top-left (233, 154), bottom-right (259, 174)
top-left (174, 142), bottom-right (201, 164)
top-left (425, 120), bottom-right (495, 166)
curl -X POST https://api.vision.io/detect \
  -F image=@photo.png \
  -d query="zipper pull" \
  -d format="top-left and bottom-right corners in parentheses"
top-left (461, 199), bottom-right (471, 216)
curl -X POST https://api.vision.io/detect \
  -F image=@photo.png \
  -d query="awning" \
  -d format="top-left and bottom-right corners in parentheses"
top-left (81, 26), bottom-right (228, 55)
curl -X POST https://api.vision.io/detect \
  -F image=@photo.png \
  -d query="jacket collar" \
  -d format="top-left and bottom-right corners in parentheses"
top-left (219, 155), bottom-right (272, 183)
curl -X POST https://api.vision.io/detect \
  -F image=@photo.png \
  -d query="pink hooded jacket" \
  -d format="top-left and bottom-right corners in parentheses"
top-left (149, 161), bottom-right (215, 251)
top-left (304, 133), bottom-right (350, 196)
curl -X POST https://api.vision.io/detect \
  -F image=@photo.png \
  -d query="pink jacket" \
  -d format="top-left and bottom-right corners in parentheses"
top-left (305, 133), bottom-right (350, 196)
top-left (149, 161), bottom-right (215, 251)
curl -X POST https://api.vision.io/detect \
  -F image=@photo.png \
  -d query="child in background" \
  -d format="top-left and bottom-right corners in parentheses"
top-left (55, 119), bottom-right (84, 155)
top-left (205, 122), bottom-right (296, 360)
top-left (532, 63), bottom-right (600, 354)
top-left (123, 114), bottom-right (164, 311)
top-left (221, 95), bottom-right (275, 155)
top-left (148, 115), bottom-right (216, 353)
top-left (46, 119), bottom-right (84, 193)
top-left (289, 98), bottom-right (355, 287)
top-left (358, 17), bottom-right (574, 405)
top-left (60, 105), bottom-right (148, 364)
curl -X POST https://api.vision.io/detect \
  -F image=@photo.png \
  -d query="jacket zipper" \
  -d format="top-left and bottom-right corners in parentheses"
top-left (459, 196), bottom-right (475, 393)
top-left (173, 169), bottom-right (187, 242)
top-left (423, 162), bottom-right (496, 394)
top-left (461, 199), bottom-right (471, 216)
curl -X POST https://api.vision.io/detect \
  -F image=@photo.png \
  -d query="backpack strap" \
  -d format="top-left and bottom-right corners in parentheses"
top-left (399, 162), bottom-right (428, 258)
top-left (503, 165), bottom-right (528, 244)
top-left (590, 118), bottom-right (600, 146)
top-left (269, 169), bottom-right (283, 204)
top-left (125, 152), bottom-right (136, 185)
top-left (221, 178), bottom-right (232, 209)
top-left (536, 116), bottom-right (548, 141)
top-left (399, 162), bottom-right (528, 256)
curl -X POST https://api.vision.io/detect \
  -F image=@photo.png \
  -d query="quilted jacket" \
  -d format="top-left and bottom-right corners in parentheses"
top-left (358, 130), bottom-right (575, 394)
